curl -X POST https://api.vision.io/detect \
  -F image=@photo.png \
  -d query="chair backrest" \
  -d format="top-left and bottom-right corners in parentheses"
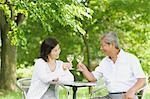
top-left (137, 89), bottom-right (144, 99)
top-left (137, 84), bottom-right (148, 99)
top-left (90, 76), bottom-right (109, 98)
top-left (16, 78), bottom-right (31, 99)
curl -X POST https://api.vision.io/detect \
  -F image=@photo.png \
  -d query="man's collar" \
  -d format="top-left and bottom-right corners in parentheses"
top-left (106, 49), bottom-right (124, 61)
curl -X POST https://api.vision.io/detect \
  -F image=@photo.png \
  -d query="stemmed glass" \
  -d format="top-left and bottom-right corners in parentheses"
top-left (76, 55), bottom-right (84, 63)
top-left (66, 54), bottom-right (74, 69)
top-left (75, 55), bottom-right (84, 72)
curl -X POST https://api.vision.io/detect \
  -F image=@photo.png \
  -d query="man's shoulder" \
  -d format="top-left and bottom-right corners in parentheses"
top-left (123, 51), bottom-right (139, 61)
top-left (100, 56), bottom-right (110, 63)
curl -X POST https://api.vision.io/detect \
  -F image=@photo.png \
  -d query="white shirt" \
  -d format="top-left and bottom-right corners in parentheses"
top-left (92, 49), bottom-right (146, 93)
top-left (27, 58), bottom-right (74, 99)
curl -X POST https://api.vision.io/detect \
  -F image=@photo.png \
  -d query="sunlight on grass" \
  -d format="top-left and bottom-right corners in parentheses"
top-left (0, 85), bottom-right (150, 99)
top-left (59, 87), bottom-right (90, 99)
top-left (0, 90), bottom-right (21, 99)
top-left (142, 84), bottom-right (150, 99)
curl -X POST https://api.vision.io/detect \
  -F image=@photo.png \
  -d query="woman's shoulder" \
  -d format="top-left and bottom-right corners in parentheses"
top-left (34, 58), bottom-right (46, 64)
top-left (56, 60), bottom-right (63, 65)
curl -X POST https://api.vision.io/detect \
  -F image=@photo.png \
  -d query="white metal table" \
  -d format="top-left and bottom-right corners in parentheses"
top-left (50, 81), bottom-right (97, 99)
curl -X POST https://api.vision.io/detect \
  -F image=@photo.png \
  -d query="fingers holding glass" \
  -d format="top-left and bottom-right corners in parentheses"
top-left (79, 63), bottom-right (88, 72)
top-left (76, 55), bottom-right (84, 63)
top-left (66, 54), bottom-right (74, 70)
top-left (63, 63), bottom-right (72, 70)
top-left (67, 54), bottom-right (74, 63)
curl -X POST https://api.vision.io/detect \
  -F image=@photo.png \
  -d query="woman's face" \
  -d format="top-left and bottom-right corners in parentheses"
top-left (49, 44), bottom-right (61, 60)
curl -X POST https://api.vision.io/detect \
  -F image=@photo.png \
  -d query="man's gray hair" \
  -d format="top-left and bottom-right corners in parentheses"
top-left (101, 32), bottom-right (120, 49)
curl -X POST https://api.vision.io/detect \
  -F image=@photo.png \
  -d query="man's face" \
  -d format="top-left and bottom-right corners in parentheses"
top-left (100, 39), bottom-right (112, 56)
top-left (49, 44), bottom-right (61, 59)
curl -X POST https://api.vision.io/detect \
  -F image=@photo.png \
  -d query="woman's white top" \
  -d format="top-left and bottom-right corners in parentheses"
top-left (27, 58), bottom-right (74, 99)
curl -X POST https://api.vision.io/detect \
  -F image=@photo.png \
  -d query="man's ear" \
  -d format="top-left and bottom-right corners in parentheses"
top-left (111, 42), bottom-right (116, 48)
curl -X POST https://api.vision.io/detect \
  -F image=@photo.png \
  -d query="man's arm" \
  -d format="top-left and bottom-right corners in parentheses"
top-left (82, 69), bottom-right (97, 82)
top-left (125, 78), bottom-right (146, 99)
top-left (77, 63), bottom-right (97, 82)
top-left (130, 78), bottom-right (146, 92)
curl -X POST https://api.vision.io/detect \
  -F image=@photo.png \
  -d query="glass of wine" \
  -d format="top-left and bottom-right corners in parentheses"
top-left (66, 54), bottom-right (74, 69)
top-left (76, 55), bottom-right (84, 63)
top-left (67, 54), bottom-right (74, 63)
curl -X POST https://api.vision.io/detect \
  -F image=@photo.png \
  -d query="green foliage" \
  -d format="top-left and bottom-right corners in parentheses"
top-left (79, 0), bottom-right (150, 75)
top-left (1, 0), bottom-right (92, 45)
top-left (1, 0), bottom-right (92, 67)
top-left (16, 0), bottom-right (150, 77)
top-left (16, 66), bottom-right (33, 79)
top-left (1, 0), bottom-right (150, 78)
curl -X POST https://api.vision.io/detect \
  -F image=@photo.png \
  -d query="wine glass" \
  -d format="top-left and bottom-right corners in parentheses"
top-left (66, 54), bottom-right (74, 69)
top-left (67, 54), bottom-right (74, 63)
top-left (76, 55), bottom-right (84, 63)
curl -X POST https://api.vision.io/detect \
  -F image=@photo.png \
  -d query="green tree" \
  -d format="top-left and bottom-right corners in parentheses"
top-left (0, 0), bottom-right (91, 92)
top-left (78, 0), bottom-right (150, 76)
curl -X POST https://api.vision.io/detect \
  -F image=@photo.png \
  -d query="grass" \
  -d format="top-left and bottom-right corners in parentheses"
top-left (59, 87), bottom-right (90, 99)
top-left (142, 86), bottom-right (150, 99)
top-left (0, 90), bottom-right (21, 99)
top-left (0, 85), bottom-right (150, 99)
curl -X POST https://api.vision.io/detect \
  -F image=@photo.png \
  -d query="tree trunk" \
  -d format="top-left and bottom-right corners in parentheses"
top-left (0, 10), bottom-right (16, 91)
top-left (82, 34), bottom-right (91, 69)
top-left (81, 34), bottom-right (93, 94)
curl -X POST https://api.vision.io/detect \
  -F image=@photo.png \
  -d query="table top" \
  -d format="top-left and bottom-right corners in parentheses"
top-left (50, 81), bottom-right (97, 87)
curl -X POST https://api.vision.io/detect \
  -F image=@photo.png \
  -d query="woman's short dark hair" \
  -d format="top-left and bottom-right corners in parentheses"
top-left (40, 37), bottom-right (58, 62)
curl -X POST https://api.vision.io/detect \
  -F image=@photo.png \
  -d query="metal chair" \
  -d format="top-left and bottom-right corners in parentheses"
top-left (16, 78), bottom-right (71, 99)
top-left (16, 78), bottom-right (31, 99)
top-left (137, 89), bottom-right (144, 99)
top-left (90, 76), bottom-right (109, 99)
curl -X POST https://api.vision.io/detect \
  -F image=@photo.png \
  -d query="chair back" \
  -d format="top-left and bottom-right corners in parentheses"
top-left (16, 78), bottom-right (31, 99)
top-left (90, 75), bottom-right (109, 98)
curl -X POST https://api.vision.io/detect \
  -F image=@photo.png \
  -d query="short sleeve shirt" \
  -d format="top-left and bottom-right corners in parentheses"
top-left (92, 49), bottom-right (146, 93)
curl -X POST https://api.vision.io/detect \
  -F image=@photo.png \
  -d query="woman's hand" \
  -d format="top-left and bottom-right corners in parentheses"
top-left (52, 78), bottom-right (59, 82)
top-left (62, 62), bottom-right (72, 70)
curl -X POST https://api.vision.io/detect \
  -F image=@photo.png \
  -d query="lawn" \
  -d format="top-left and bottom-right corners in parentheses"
top-left (0, 90), bottom-right (21, 99)
top-left (0, 85), bottom-right (150, 99)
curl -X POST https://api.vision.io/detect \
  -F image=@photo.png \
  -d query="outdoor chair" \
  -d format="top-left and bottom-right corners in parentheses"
top-left (16, 78), bottom-right (31, 99)
top-left (90, 76), bottom-right (109, 99)
top-left (137, 89), bottom-right (144, 99)
top-left (90, 75), bottom-right (146, 99)
top-left (16, 78), bottom-right (70, 99)
top-left (90, 88), bottom-right (145, 99)
top-left (137, 80), bottom-right (148, 99)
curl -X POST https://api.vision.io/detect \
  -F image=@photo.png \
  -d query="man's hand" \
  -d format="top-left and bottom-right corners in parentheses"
top-left (77, 63), bottom-right (97, 82)
top-left (77, 63), bottom-right (88, 72)
top-left (124, 89), bottom-right (136, 99)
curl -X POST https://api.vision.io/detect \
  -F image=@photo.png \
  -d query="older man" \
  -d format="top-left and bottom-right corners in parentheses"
top-left (78, 32), bottom-right (146, 99)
